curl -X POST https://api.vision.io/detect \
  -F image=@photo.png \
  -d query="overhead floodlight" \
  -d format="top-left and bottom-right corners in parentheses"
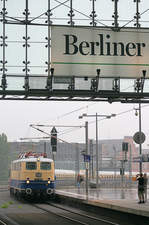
top-left (96, 69), bottom-right (100, 77)
top-left (142, 70), bottom-right (146, 78)
top-left (82, 113), bottom-right (87, 117)
top-left (50, 68), bottom-right (54, 75)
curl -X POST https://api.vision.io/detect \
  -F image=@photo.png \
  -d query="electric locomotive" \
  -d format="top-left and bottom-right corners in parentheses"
top-left (9, 152), bottom-right (55, 198)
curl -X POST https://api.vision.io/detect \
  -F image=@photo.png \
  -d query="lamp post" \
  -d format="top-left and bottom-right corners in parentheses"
top-left (79, 113), bottom-right (116, 188)
top-left (134, 103), bottom-right (142, 174)
top-left (139, 103), bottom-right (142, 174)
top-left (133, 70), bottom-right (146, 174)
top-left (85, 121), bottom-right (89, 198)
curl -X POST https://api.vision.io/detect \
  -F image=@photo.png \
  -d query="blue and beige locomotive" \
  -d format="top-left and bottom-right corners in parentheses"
top-left (9, 152), bottom-right (55, 198)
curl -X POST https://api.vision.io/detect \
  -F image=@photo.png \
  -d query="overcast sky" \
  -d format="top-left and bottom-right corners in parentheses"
top-left (0, 0), bottom-right (149, 150)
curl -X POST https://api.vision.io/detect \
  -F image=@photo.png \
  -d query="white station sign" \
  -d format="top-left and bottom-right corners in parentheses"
top-left (51, 26), bottom-right (149, 78)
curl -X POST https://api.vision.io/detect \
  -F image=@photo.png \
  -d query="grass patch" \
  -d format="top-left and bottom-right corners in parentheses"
top-left (1, 201), bottom-right (14, 208)
top-left (8, 201), bottom-right (13, 205)
top-left (1, 203), bottom-right (9, 208)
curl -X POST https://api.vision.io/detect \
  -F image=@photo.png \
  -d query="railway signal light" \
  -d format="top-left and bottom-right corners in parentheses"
top-left (120, 168), bottom-right (125, 176)
top-left (51, 126), bottom-right (57, 152)
top-left (122, 142), bottom-right (128, 152)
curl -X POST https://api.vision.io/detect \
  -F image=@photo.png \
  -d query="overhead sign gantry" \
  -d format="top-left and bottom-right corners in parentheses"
top-left (0, 0), bottom-right (149, 103)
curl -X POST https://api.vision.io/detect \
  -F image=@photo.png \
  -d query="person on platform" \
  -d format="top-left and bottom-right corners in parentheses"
top-left (136, 173), bottom-right (145, 204)
top-left (144, 173), bottom-right (148, 202)
top-left (77, 174), bottom-right (83, 188)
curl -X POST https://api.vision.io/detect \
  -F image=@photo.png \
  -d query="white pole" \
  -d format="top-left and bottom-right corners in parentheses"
top-left (96, 113), bottom-right (99, 188)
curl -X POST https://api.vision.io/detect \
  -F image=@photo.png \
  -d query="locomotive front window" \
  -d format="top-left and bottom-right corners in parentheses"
top-left (26, 162), bottom-right (37, 170)
top-left (40, 162), bottom-right (51, 170)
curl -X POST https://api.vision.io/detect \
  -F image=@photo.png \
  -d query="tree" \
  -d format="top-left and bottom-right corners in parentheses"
top-left (0, 133), bottom-right (10, 181)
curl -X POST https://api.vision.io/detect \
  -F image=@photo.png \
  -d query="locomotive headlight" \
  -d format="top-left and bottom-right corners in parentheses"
top-left (48, 178), bottom-right (50, 184)
top-left (26, 178), bottom-right (30, 184)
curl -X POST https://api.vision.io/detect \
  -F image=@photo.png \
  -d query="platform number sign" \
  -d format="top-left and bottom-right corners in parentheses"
top-left (83, 154), bottom-right (91, 162)
top-left (51, 126), bottom-right (57, 152)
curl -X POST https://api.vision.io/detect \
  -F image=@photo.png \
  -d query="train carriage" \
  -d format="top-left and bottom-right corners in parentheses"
top-left (9, 152), bottom-right (55, 198)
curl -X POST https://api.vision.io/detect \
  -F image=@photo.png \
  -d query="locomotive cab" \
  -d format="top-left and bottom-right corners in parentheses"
top-left (9, 152), bottom-right (55, 199)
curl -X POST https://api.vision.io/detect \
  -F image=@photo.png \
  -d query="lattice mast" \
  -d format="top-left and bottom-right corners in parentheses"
top-left (0, 0), bottom-right (7, 91)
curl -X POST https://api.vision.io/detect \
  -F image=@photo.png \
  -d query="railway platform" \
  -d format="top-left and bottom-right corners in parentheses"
top-left (56, 188), bottom-right (149, 218)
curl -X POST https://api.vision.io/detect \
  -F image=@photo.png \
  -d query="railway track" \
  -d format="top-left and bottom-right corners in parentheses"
top-left (0, 215), bottom-right (20, 225)
top-left (33, 202), bottom-right (120, 225)
top-left (0, 218), bottom-right (7, 225)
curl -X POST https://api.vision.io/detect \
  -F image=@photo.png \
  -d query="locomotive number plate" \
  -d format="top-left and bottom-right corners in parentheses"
top-left (36, 172), bottom-right (42, 177)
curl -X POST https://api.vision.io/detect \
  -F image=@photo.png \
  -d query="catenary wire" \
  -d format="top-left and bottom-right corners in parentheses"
top-left (120, 8), bottom-right (149, 29)
top-left (53, 0), bottom-right (109, 27)
top-left (29, 0), bottom-right (70, 23)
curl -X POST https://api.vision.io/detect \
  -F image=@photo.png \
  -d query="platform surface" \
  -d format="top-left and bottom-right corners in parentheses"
top-left (56, 188), bottom-right (149, 217)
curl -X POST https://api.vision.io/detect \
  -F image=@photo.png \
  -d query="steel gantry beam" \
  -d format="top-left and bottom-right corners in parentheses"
top-left (0, 0), bottom-right (149, 103)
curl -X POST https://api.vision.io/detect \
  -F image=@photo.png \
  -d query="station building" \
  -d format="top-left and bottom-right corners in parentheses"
top-left (9, 136), bottom-right (149, 174)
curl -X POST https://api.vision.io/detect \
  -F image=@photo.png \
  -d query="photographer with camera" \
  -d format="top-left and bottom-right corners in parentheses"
top-left (136, 173), bottom-right (145, 204)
